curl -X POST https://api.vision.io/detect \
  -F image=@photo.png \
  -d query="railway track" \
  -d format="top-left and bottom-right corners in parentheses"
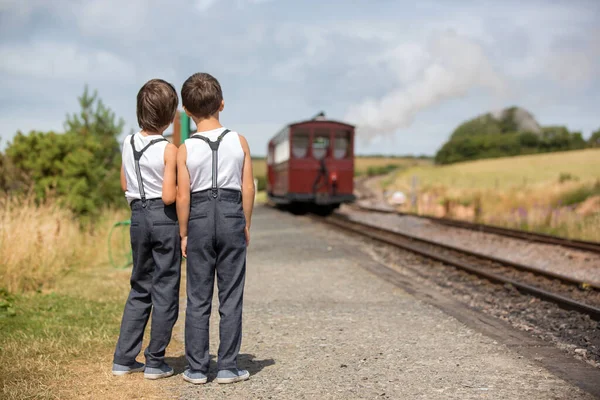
top-left (355, 203), bottom-right (600, 254)
top-left (319, 212), bottom-right (600, 321)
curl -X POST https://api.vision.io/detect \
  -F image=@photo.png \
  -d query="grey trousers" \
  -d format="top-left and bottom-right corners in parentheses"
top-left (185, 189), bottom-right (247, 373)
top-left (113, 199), bottom-right (181, 368)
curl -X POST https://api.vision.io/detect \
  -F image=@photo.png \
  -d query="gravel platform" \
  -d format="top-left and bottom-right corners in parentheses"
top-left (341, 206), bottom-right (600, 287)
top-left (164, 205), bottom-right (594, 399)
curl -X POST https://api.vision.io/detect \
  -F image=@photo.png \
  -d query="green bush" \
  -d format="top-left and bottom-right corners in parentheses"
top-left (255, 175), bottom-right (267, 191)
top-left (2, 87), bottom-right (124, 219)
top-left (557, 181), bottom-right (600, 206)
top-left (365, 164), bottom-right (400, 177)
top-left (558, 172), bottom-right (578, 183)
top-left (589, 129), bottom-right (600, 148)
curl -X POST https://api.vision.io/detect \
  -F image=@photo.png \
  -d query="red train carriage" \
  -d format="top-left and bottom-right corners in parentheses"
top-left (267, 112), bottom-right (356, 212)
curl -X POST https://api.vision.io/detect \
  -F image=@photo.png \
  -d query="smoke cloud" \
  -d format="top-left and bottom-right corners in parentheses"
top-left (345, 31), bottom-right (506, 137)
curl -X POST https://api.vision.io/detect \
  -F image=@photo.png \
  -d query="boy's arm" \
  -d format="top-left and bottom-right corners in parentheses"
top-left (239, 135), bottom-right (255, 231)
top-left (120, 163), bottom-right (127, 192)
top-left (176, 144), bottom-right (191, 256)
top-left (162, 143), bottom-right (178, 205)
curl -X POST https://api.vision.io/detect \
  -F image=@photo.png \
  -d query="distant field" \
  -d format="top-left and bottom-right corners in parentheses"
top-left (389, 148), bottom-right (600, 191)
top-left (252, 158), bottom-right (267, 178)
top-left (354, 156), bottom-right (431, 176)
top-left (251, 156), bottom-right (431, 179)
top-left (383, 148), bottom-right (600, 241)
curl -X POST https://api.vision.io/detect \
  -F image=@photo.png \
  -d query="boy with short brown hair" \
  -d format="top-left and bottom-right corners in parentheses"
top-left (112, 79), bottom-right (181, 380)
top-left (177, 72), bottom-right (255, 384)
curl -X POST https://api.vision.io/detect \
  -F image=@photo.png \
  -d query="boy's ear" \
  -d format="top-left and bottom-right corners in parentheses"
top-left (183, 106), bottom-right (192, 118)
top-left (219, 100), bottom-right (224, 112)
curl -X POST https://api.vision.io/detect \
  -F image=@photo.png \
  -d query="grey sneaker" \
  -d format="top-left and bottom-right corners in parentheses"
top-left (182, 369), bottom-right (208, 385)
top-left (144, 363), bottom-right (174, 380)
top-left (112, 361), bottom-right (145, 376)
top-left (215, 368), bottom-right (250, 384)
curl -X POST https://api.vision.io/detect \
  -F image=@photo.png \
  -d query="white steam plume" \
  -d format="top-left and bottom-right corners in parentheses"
top-left (345, 31), bottom-right (506, 137)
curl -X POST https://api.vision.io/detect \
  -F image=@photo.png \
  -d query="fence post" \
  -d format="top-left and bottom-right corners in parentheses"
top-left (410, 175), bottom-right (419, 212)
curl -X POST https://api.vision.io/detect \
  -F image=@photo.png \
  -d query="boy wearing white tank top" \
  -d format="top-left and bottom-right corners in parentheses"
top-left (112, 79), bottom-right (181, 380)
top-left (176, 73), bottom-right (255, 385)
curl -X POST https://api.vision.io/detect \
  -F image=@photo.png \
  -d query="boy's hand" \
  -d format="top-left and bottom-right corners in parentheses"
top-left (181, 236), bottom-right (188, 258)
top-left (244, 226), bottom-right (250, 247)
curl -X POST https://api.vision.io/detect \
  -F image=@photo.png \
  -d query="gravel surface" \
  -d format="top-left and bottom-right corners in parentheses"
top-left (162, 206), bottom-right (594, 399)
top-left (340, 205), bottom-right (600, 286)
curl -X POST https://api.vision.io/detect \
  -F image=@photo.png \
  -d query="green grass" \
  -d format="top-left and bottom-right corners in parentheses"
top-left (0, 255), bottom-right (160, 400)
top-left (558, 181), bottom-right (600, 206)
top-left (0, 283), bottom-right (124, 399)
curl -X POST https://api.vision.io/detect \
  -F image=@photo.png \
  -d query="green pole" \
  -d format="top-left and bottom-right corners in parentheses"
top-left (180, 112), bottom-right (190, 141)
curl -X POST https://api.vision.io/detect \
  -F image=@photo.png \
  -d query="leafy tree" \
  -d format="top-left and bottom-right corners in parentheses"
top-left (3, 87), bottom-right (125, 218)
top-left (589, 129), bottom-right (600, 148)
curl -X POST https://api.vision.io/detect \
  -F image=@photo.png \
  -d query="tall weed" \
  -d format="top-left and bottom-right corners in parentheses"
top-left (0, 195), bottom-right (128, 293)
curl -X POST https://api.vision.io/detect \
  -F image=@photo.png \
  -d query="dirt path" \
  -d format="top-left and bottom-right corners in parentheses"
top-left (155, 206), bottom-right (596, 399)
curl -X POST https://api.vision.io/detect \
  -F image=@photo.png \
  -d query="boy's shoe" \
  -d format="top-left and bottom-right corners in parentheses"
top-left (215, 368), bottom-right (250, 384)
top-left (112, 361), bottom-right (145, 376)
top-left (144, 363), bottom-right (174, 380)
top-left (182, 369), bottom-right (208, 385)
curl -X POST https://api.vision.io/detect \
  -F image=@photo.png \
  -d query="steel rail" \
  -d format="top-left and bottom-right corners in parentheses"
top-left (355, 204), bottom-right (600, 254)
top-left (322, 213), bottom-right (600, 321)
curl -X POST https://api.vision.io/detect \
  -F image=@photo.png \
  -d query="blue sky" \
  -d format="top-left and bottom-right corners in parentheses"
top-left (0, 0), bottom-right (598, 156)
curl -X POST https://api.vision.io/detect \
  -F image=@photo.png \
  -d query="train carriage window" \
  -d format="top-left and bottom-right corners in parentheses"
top-left (312, 129), bottom-right (330, 160)
top-left (334, 130), bottom-right (351, 159)
top-left (267, 145), bottom-right (274, 165)
top-left (292, 128), bottom-right (309, 158)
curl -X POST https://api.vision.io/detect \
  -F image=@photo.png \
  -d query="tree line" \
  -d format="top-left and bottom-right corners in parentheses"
top-left (435, 108), bottom-right (600, 165)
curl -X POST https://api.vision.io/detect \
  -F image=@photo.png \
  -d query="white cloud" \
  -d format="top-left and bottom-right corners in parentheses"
top-left (75, 0), bottom-right (150, 40)
top-left (195, 0), bottom-right (273, 12)
top-left (0, 41), bottom-right (136, 82)
top-left (195, 0), bottom-right (219, 12)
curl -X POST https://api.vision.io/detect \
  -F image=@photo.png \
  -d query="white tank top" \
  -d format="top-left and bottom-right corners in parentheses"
top-left (185, 127), bottom-right (244, 192)
top-left (122, 132), bottom-right (168, 204)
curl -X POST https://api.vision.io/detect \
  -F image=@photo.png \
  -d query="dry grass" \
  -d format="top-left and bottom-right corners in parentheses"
top-left (384, 149), bottom-right (600, 241)
top-left (0, 195), bottom-right (128, 293)
top-left (0, 197), bottom-right (178, 399)
top-left (252, 158), bottom-right (267, 178)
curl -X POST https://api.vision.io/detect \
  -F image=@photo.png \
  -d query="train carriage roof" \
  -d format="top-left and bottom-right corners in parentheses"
top-left (268, 112), bottom-right (354, 145)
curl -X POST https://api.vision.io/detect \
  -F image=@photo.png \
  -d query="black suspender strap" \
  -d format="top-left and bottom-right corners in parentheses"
top-left (189, 129), bottom-right (231, 198)
top-left (130, 134), bottom-right (167, 207)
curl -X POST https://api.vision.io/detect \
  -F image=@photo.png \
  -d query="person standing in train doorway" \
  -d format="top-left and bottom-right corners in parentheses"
top-left (176, 72), bottom-right (255, 385)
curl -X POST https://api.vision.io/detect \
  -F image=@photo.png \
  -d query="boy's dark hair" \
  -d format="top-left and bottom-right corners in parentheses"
top-left (181, 73), bottom-right (223, 119)
top-left (137, 79), bottom-right (178, 132)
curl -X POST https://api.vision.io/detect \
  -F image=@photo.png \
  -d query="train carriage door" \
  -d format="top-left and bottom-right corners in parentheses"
top-left (290, 127), bottom-right (310, 194)
top-left (312, 127), bottom-right (331, 194)
top-left (312, 128), bottom-right (330, 161)
top-left (267, 142), bottom-right (275, 193)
